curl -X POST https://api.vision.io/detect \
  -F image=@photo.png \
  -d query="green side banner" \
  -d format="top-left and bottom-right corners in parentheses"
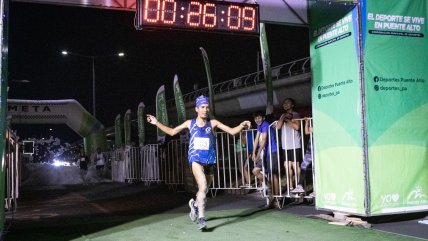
top-left (124, 109), bottom-right (131, 146)
top-left (259, 22), bottom-right (273, 107)
top-left (138, 102), bottom-right (145, 146)
top-left (173, 74), bottom-right (186, 124)
top-left (115, 114), bottom-right (123, 149)
top-left (156, 85), bottom-right (168, 142)
top-left (199, 47), bottom-right (216, 118)
top-left (309, 2), bottom-right (365, 214)
top-left (362, 0), bottom-right (428, 215)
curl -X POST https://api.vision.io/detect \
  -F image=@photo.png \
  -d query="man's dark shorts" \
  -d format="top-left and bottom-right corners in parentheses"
top-left (280, 148), bottom-right (303, 163)
top-left (80, 162), bottom-right (88, 171)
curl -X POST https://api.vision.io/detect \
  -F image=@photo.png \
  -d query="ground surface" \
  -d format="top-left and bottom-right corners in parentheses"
top-left (3, 183), bottom-right (428, 241)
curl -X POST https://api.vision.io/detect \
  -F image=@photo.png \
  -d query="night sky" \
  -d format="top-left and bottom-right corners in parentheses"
top-left (8, 2), bottom-right (309, 142)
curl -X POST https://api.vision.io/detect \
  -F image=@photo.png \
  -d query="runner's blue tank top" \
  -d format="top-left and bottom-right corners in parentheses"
top-left (188, 119), bottom-right (216, 165)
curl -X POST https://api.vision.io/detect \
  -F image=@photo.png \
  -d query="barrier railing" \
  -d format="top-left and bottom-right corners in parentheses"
top-left (165, 57), bottom-right (310, 108)
top-left (110, 118), bottom-right (314, 208)
top-left (209, 118), bottom-right (314, 208)
top-left (162, 139), bottom-right (187, 189)
top-left (5, 129), bottom-right (19, 212)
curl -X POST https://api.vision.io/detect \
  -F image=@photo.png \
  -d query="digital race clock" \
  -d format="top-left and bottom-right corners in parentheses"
top-left (136, 0), bottom-right (260, 35)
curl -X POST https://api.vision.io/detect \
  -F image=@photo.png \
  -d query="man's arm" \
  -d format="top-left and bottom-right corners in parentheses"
top-left (147, 114), bottom-right (190, 136)
top-left (252, 132), bottom-right (260, 161)
top-left (304, 117), bottom-right (312, 135)
top-left (257, 132), bottom-right (267, 158)
top-left (211, 119), bottom-right (251, 136)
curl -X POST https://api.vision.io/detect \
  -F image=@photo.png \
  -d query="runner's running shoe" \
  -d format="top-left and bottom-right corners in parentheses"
top-left (197, 217), bottom-right (207, 230)
top-left (188, 198), bottom-right (198, 222)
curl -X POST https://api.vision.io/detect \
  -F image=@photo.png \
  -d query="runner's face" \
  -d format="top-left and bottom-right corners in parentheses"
top-left (196, 104), bottom-right (209, 118)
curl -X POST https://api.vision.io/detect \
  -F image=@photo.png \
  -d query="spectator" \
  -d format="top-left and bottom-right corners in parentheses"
top-left (276, 98), bottom-right (302, 192)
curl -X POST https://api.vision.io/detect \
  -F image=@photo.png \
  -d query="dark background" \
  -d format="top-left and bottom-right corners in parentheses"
top-left (8, 2), bottom-right (309, 142)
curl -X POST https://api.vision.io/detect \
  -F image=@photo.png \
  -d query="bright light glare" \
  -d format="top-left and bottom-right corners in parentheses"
top-left (118, 52), bottom-right (125, 57)
top-left (52, 159), bottom-right (70, 167)
top-left (61, 50), bottom-right (68, 55)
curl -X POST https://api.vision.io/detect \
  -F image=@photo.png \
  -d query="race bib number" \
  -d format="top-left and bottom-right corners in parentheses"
top-left (194, 137), bottom-right (210, 150)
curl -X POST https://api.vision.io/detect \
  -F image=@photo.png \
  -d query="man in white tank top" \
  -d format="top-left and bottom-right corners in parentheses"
top-left (276, 98), bottom-right (303, 191)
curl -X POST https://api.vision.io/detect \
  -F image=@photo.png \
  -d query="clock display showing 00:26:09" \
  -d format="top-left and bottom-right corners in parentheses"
top-left (138, 0), bottom-right (260, 34)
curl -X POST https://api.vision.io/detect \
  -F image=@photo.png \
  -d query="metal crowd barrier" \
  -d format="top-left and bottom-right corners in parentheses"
top-left (162, 139), bottom-right (187, 189)
top-left (109, 150), bottom-right (125, 182)
top-left (5, 129), bottom-right (20, 212)
top-left (110, 118), bottom-right (314, 208)
top-left (209, 118), bottom-right (314, 208)
top-left (140, 144), bottom-right (161, 184)
top-left (108, 144), bottom-right (165, 184)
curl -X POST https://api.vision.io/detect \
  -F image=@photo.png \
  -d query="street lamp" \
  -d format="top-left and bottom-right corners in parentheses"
top-left (61, 50), bottom-right (125, 118)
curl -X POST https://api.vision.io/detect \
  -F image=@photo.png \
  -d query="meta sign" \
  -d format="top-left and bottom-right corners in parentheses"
top-left (136, 0), bottom-right (260, 35)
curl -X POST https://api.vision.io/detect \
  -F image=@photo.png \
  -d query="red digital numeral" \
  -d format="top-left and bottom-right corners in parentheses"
top-left (227, 5), bottom-right (241, 30)
top-left (144, 0), bottom-right (161, 23)
top-left (203, 3), bottom-right (216, 28)
top-left (227, 5), bottom-right (256, 31)
top-left (187, 1), bottom-right (202, 26)
top-left (242, 7), bottom-right (255, 30)
top-left (161, 0), bottom-right (176, 24)
top-left (144, 0), bottom-right (177, 24)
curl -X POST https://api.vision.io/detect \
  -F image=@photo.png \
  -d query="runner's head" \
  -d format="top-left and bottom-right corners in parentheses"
top-left (195, 95), bottom-right (209, 118)
top-left (196, 95), bottom-right (209, 108)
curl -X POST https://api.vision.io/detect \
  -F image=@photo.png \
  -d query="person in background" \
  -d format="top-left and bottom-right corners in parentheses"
top-left (236, 130), bottom-right (254, 187)
top-left (79, 148), bottom-right (89, 183)
top-left (291, 117), bottom-right (315, 197)
top-left (79, 149), bottom-right (89, 170)
top-left (146, 95), bottom-right (251, 231)
top-left (94, 147), bottom-right (106, 174)
top-left (251, 111), bottom-right (280, 207)
top-left (276, 98), bottom-right (302, 192)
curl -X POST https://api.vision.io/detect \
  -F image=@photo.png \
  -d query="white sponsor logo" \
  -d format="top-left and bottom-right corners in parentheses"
top-left (407, 186), bottom-right (427, 200)
top-left (324, 193), bottom-right (336, 202)
top-left (381, 194), bottom-right (400, 205)
top-left (342, 191), bottom-right (355, 202)
top-left (205, 127), bottom-right (212, 134)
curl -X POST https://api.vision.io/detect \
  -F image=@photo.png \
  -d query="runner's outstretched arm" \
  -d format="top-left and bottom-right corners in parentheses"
top-left (147, 114), bottom-right (190, 136)
top-left (211, 119), bottom-right (251, 136)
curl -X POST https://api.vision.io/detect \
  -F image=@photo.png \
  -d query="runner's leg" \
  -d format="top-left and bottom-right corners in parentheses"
top-left (192, 162), bottom-right (208, 218)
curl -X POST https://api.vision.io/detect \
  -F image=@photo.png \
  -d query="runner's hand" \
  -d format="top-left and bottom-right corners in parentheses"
top-left (240, 121), bottom-right (251, 129)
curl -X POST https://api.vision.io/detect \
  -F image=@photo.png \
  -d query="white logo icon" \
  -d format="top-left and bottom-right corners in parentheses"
top-left (324, 193), bottom-right (336, 201)
top-left (407, 186), bottom-right (427, 200)
top-left (381, 194), bottom-right (399, 204)
top-left (342, 191), bottom-right (355, 202)
top-left (205, 127), bottom-right (211, 134)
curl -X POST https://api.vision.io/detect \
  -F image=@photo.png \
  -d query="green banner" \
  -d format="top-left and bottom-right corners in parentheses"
top-left (309, 2), bottom-right (365, 214)
top-left (362, 0), bottom-right (428, 214)
top-left (137, 102), bottom-right (145, 146)
top-left (259, 23), bottom-right (273, 107)
top-left (156, 85), bottom-right (168, 142)
top-left (199, 47), bottom-right (216, 118)
top-left (124, 109), bottom-right (131, 146)
top-left (173, 75), bottom-right (186, 124)
top-left (0, 0), bottom-right (9, 230)
top-left (115, 114), bottom-right (123, 149)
